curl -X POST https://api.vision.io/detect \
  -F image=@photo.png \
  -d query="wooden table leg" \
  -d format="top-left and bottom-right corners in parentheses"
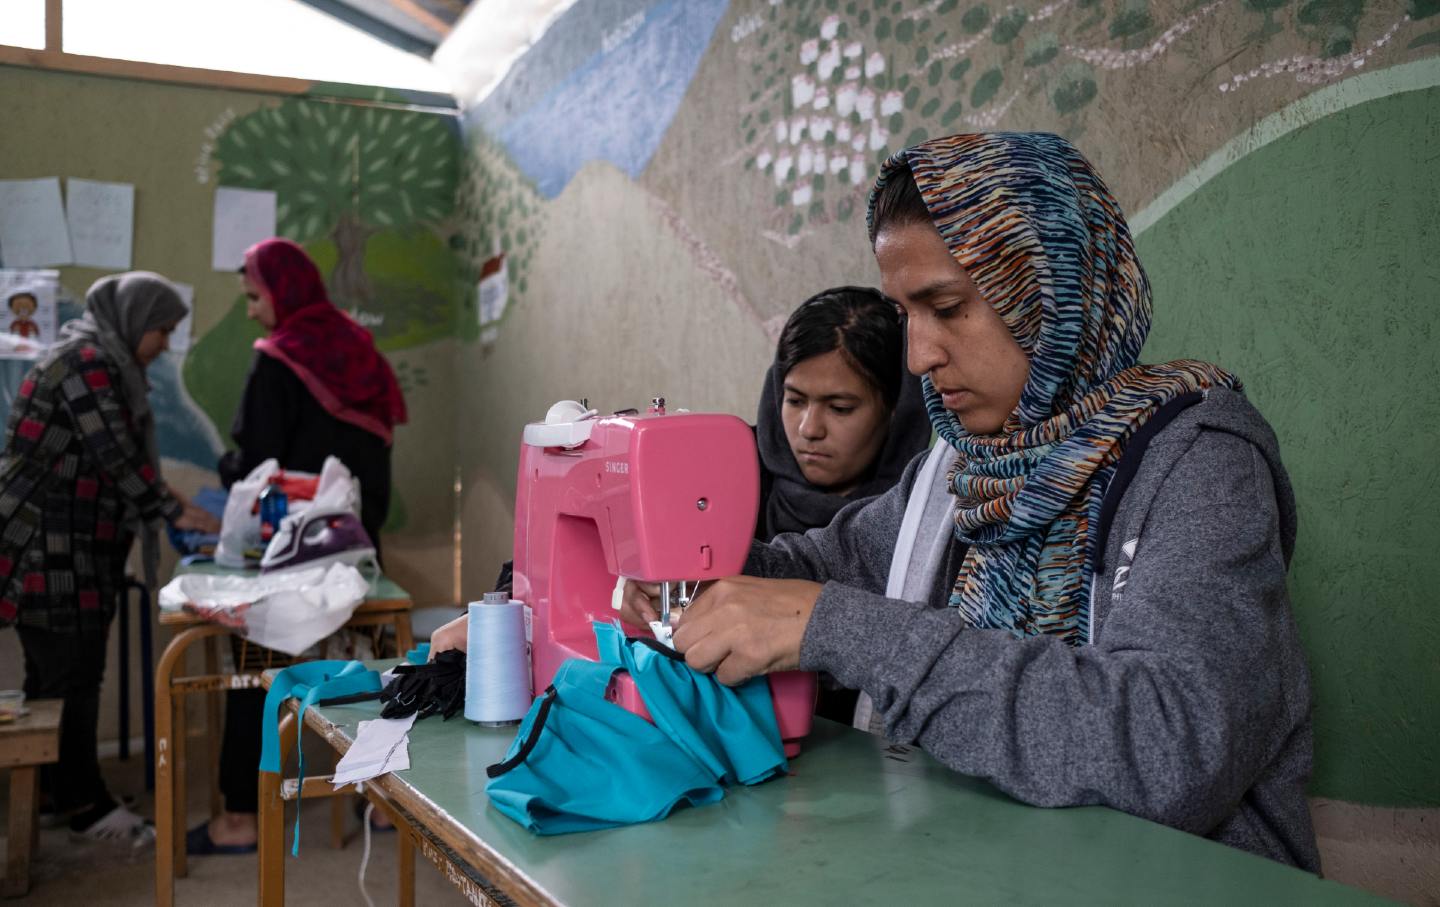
top-left (155, 638), bottom-right (178, 907)
top-left (3, 766), bottom-right (38, 898)
top-left (205, 636), bottom-right (224, 818)
top-left (258, 710), bottom-right (296, 907)
top-left (173, 667), bottom-right (188, 880)
top-left (154, 624), bottom-right (225, 906)
top-left (397, 823), bottom-right (415, 907)
top-left (393, 612), bottom-right (414, 656)
top-left (330, 792), bottom-right (347, 849)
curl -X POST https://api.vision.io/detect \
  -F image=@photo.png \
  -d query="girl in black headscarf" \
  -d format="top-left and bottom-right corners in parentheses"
top-left (755, 287), bottom-right (930, 722)
top-left (755, 286), bottom-right (930, 542)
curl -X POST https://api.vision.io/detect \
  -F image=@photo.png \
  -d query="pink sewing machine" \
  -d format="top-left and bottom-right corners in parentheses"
top-left (512, 398), bottom-right (816, 757)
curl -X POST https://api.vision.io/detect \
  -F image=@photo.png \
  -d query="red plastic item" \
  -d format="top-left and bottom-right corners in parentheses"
top-left (249, 472), bottom-right (321, 515)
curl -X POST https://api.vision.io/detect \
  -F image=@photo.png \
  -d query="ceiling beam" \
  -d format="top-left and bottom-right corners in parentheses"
top-left (383, 0), bottom-right (453, 38)
top-left (297, 0), bottom-right (438, 55)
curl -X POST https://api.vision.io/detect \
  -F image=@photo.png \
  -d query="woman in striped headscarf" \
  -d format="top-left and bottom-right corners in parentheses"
top-left (623, 133), bottom-right (1319, 871)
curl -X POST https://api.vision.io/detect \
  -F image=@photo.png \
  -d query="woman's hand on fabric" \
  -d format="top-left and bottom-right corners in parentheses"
top-left (174, 504), bottom-right (220, 534)
top-left (672, 576), bottom-right (822, 686)
top-left (429, 614), bottom-right (467, 658)
top-left (618, 580), bottom-right (663, 628)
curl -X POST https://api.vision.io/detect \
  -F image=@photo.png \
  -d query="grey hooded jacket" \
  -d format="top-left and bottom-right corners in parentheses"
top-left (747, 388), bottom-right (1321, 872)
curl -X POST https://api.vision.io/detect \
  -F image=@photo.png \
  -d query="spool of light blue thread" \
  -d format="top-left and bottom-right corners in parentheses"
top-left (463, 592), bottom-right (530, 726)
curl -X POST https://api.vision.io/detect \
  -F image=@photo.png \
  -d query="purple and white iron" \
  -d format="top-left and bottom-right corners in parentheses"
top-left (260, 507), bottom-right (377, 575)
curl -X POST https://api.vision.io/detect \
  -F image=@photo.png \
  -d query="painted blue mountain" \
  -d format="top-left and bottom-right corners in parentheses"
top-left (467, 0), bottom-right (730, 198)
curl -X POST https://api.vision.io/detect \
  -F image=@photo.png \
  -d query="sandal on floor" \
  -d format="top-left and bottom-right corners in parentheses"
top-left (186, 823), bottom-right (257, 855)
top-left (71, 804), bottom-right (156, 849)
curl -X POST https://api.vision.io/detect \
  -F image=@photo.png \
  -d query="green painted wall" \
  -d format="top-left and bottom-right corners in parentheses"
top-left (1138, 84), bottom-right (1440, 807)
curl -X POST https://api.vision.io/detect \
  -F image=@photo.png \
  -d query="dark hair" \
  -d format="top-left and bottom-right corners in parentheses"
top-left (776, 286), bottom-right (905, 409)
top-left (868, 162), bottom-right (932, 244)
top-left (7, 292), bottom-right (37, 312)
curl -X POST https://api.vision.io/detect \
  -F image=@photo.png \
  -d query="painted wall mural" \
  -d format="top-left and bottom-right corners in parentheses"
top-left (466, 0), bottom-right (732, 199)
top-left (456, 0), bottom-right (1434, 353)
top-left (207, 95), bottom-right (462, 347)
top-left (454, 134), bottom-right (546, 345)
top-left (721, 0), bottom-right (1430, 254)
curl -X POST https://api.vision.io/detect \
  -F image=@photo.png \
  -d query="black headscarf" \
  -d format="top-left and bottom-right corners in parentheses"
top-left (755, 359), bottom-right (930, 541)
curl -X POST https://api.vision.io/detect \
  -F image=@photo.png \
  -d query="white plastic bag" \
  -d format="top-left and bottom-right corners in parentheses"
top-left (214, 456), bottom-right (360, 568)
top-left (215, 459), bottom-right (281, 568)
top-left (313, 456), bottom-right (362, 513)
top-left (157, 563), bottom-right (369, 656)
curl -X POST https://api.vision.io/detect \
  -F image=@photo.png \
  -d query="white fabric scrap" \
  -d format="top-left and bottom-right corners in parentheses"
top-left (332, 714), bottom-right (417, 787)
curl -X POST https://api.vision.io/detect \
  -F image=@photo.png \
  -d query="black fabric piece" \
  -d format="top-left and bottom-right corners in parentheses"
top-left (492, 561), bottom-right (514, 597)
top-left (629, 635), bottom-right (687, 662)
top-left (754, 362), bottom-right (931, 542)
top-left (17, 625), bottom-right (112, 813)
top-left (377, 649), bottom-right (468, 721)
top-left (1092, 392), bottom-right (1204, 574)
top-left (218, 352), bottom-right (392, 554)
top-left (220, 688), bottom-right (266, 813)
top-left (486, 687), bottom-right (557, 779)
top-left (814, 687), bottom-right (861, 725)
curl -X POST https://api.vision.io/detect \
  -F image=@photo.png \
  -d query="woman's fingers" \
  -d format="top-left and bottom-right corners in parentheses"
top-left (429, 614), bottom-right (468, 657)
top-left (618, 580), bottom-right (661, 627)
top-left (174, 504), bottom-right (220, 534)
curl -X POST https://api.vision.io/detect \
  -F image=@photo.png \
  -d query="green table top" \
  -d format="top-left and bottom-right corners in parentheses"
top-left (300, 680), bottom-right (1380, 906)
top-left (175, 559), bottom-right (410, 603)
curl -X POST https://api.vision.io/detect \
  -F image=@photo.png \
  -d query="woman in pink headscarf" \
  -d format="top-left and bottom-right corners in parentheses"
top-left (197, 238), bottom-right (406, 855)
top-left (218, 237), bottom-right (407, 545)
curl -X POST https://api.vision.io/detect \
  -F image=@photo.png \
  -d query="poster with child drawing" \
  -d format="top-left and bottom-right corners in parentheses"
top-left (0, 269), bottom-right (60, 359)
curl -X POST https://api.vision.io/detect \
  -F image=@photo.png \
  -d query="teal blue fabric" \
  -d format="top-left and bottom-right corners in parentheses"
top-left (406, 642), bottom-right (430, 664)
top-left (595, 622), bottom-right (787, 786)
top-left (258, 660), bottom-right (380, 854)
top-left (485, 622), bottom-right (788, 835)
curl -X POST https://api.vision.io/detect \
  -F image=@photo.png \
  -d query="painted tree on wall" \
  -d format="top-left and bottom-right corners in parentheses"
top-left (214, 97), bottom-right (459, 313)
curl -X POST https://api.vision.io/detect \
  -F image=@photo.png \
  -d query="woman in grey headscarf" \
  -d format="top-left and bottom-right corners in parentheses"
top-left (0, 271), bottom-right (218, 842)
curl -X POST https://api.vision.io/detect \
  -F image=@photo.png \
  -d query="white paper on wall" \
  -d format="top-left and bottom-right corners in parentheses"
top-left (66, 178), bottom-right (135, 270)
top-left (0, 269), bottom-right (61, 359)
top-left (0, 178), bottom-right (74, 268)
top-left (212, 187), bottom-right (276, 271)
top-left (478, 253), bottom-right (508, 346)
top-left (170, 282), bottom-right (196, 353)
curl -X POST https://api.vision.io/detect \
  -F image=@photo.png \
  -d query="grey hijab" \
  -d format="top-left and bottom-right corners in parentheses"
top-left (55, 271), bottom-right (188, 586)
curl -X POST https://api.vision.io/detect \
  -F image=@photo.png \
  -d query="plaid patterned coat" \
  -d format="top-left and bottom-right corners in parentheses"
top-left (0, 343), bottom-right (181, 636)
